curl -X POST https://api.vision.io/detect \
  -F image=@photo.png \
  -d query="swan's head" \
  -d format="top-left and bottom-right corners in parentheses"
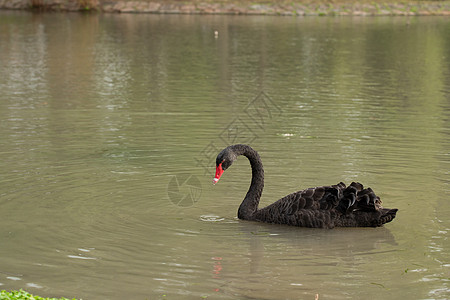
top-left (213, 146), bottom-right (237, 184)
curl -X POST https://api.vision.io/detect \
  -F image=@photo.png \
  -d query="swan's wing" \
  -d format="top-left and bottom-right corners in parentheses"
top-left (254, 182), bottom-right (395, 228)
top-left (262, 182), bottom-right (383, 215)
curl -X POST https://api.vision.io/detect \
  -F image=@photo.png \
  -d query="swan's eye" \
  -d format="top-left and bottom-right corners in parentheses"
top-left (221, 159), bottom-right (231, 170)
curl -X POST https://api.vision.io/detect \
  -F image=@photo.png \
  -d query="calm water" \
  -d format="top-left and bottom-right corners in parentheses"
top-left (0, 12), bottom-right (449, 300)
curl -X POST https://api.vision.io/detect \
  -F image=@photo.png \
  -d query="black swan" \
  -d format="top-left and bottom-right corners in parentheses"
top-left (213, 144), bottom-right (397, 228)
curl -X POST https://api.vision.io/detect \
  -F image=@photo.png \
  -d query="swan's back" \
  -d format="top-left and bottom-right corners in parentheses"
top-left (252, 182), bottom-right (398, 228)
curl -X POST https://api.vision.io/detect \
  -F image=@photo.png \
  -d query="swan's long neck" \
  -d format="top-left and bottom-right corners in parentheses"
top-left (232, 145), bottom-right (264, 220)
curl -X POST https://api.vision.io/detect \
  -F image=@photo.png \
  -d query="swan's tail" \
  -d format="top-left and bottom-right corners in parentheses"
top-left (379, 208), bottom-right (398, 225)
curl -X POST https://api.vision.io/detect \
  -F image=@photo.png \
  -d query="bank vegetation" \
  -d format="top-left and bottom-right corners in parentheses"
top-left (0, 0), bottom-right (449, 15)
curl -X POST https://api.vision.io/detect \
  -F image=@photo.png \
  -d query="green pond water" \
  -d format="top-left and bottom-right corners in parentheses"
top-left (0, 12), bottom-right (449, 300)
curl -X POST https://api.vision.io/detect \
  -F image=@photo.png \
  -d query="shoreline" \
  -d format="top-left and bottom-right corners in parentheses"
top-left (0, 0), bottom-right (449, 16)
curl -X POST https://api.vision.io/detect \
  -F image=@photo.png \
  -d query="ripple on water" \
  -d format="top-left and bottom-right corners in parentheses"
top-left (26, 283), bottom-right (43, 289)
top-left (67, 255), bottom-right (97, 260)
top-left (6, 276), bottom-right (22, 281)
top-left (199, 215), bottom-right (225, 222)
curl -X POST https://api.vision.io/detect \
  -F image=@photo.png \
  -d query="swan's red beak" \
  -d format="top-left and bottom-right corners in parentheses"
top-left (213, 163), bottom-right (224, 184)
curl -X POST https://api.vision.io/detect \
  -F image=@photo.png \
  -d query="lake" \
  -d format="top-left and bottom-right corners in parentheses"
top-left (0, 11), bottom-right (449, 300)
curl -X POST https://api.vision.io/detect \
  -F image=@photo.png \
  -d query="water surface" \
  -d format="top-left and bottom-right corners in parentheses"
top-left (0, 12), bottom-right (449, 299)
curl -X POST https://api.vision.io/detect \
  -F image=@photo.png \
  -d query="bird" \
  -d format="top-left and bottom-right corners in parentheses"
top-left (213, 144), bottom-right (397, 228)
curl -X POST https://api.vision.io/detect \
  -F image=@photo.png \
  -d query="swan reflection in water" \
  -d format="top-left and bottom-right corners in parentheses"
top-left (202, 217), bottom-right (398, 299)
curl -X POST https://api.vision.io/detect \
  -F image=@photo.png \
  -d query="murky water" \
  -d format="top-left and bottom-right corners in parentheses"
top-left (0, 12), bottom-right (449, 299)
